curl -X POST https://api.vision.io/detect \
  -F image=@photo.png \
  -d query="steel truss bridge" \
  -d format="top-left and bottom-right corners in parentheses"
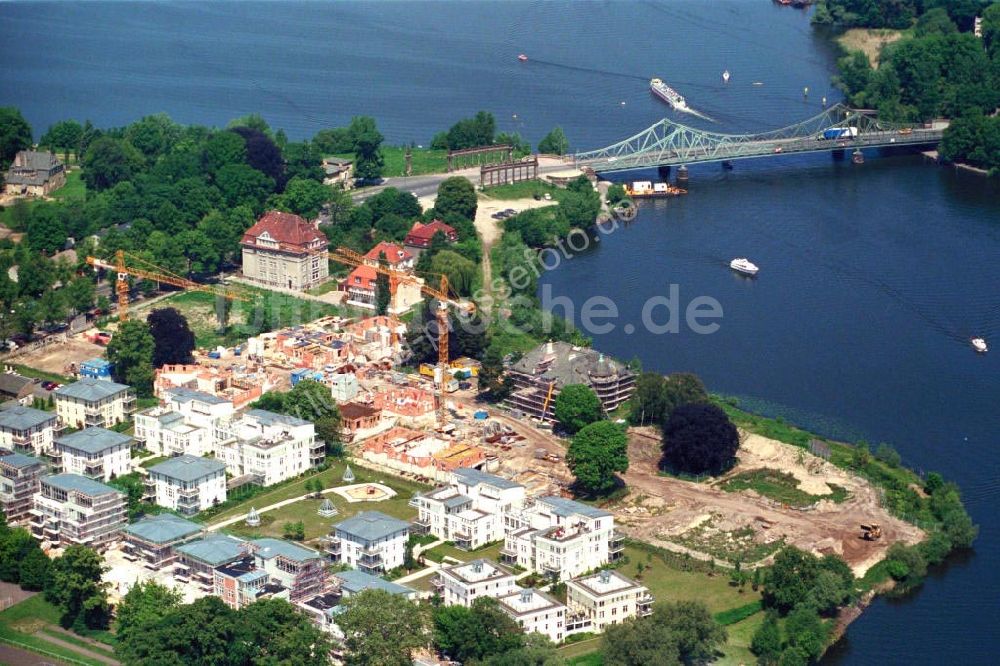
top-left (574, 104), bottom-right (944, 173)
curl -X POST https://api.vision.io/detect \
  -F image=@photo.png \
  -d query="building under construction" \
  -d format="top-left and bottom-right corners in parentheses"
top-left (506, 342), bottom-right (636, 422)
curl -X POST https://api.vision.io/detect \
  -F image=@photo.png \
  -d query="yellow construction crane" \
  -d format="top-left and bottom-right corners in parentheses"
top-left (540, 380), bottom-right (557, 422)
top-left (86, 250), bottom-right (248, 321)
top-left (329, 247), bottom-right (474, 358)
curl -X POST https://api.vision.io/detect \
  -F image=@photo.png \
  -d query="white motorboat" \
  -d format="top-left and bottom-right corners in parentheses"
top-left (722, 69), bottom-right (730, 83)
top-left (971, 337), bottom-right (988, 353)
top-left (730, 258), bottom-right (759, 275)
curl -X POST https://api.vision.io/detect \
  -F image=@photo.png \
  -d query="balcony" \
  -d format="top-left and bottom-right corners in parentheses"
top-left (411, 517), bottom-right (431, 535)
top-left (431, 575), bottom-right (444, 590)
top-left (498, 547), bottom-right (518, 564)
top-left (82, 461), bottom-right (105, 478)
top-left (322, 537), bottom-right (342, 558)
top-left (408, 495), bottom-right (424, 509)
top-left (453, 532), bottom-right (473, 551)
top-left (609, 531), bottom-right (626, 556)
top-left (84, 412), bottom-right (105, 427)
top-left (637, 593), bottom-right (654, 616)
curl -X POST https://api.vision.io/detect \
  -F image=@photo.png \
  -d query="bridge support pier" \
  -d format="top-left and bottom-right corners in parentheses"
top-left (832, 149), bottom-right (846, 161)
top-left (676, 165), bottom-right (689, 187)
top-left (852, 149), bottom-right (864, 165)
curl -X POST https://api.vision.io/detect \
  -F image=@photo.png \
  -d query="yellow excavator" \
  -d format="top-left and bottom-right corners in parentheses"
top-left (860, 523), bottom-right (882, 541)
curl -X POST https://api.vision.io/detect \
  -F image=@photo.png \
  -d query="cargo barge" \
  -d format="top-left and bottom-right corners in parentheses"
top-left (625, 181), bottom-right (687, 198)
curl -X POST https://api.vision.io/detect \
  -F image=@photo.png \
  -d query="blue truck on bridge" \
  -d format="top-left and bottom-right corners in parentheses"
top-left (820, 127), bottom-right (859, 140)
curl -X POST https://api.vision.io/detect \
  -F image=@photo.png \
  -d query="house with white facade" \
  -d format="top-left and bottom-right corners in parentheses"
top-left (134, 408), bottom-right (214, 458)
top-left (145, 455), bottom-right (227, 515)
top-left (326, 510), bottom-right (410, 575)
top-left (412, 467), bottom-right (526, 550)
top-left (248, 538), bottom-right (329, 603)
top-left (0, 406), bottom-right (58, 456)
top-left (566, 569), bottom-right (653, 634)
top-left (437, 559), bottom-right (518, 608)
top-left (30, 473), bottom-right (127, 550)
top-left (496, 588), bottom-right (567, 644)
top-left (162, 388), bottom-right (236, 429)
top-left (54, 428), bottom-right (132, 481)
top-left (502, 496), bottom-right (622, 581)
top-left (53, 378), bottom-right (135, 430)
top-left (215, 409), bottom-right (324, 486)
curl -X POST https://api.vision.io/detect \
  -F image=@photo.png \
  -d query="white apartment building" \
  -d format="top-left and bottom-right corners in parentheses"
top-left (437, 558), bottom-right (518, 608)
top-left (53, 379), bottom-right (135, 430)
top-left (31, 473), bottom-right (127, 550)
top-left (502, 496), bottom-right (622, 581)
top-left (134, 408), bottom-right (213, 458)
top-left (162, 388), bottom-right (235, 429)
top-left (0, 406), bottom-right (58, 456)
top-left (215, 409), bottom-right (324, 486)
top-left (413, 467), bottom-right (526, 550)
top-left (145, 455), bottom-right (227, 515)
top-left (496, 588), bottom-right (567, 644)
top-left (566, 569), bottom-right (653, 634)
top-left (54, 428), bottom-right (132, 481)
top-left (326, 510), bottom-right (410, 575)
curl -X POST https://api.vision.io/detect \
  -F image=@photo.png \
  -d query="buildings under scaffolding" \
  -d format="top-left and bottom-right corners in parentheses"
top-left (505, 342), bottom-right (636, 422)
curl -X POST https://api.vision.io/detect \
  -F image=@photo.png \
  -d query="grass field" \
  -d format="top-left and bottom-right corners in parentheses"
top-left (140, 287), bottom-right (343, 349)
top-left (421, 540), bottom-right (504, 565)
top-left (479, 180), bottom-right (563, 200)
top-left (204, 459), bottom-right (429, 526)
top-left (0, 594), bottom-right (113, 666)
top-left (716, 612), bottom-right (766, 665)
top-left (10, 363), bottom-right (74, 384)
top-left (616, 545), bottom-right (760, 614)
top-left (721, 469), bottom-right (850, 507)
top-left (330, 146), bottom-right (449, 178)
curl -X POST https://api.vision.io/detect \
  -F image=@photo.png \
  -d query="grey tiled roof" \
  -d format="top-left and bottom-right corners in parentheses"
top-left (54, 378), bottom-right (131, 402)
top-left (164, 387), bottom-right (228, 406)
top-left (245, 409), bottom-right (311, 427)
top-left (333, 511), bottom-right (410, 542)
top-left (43, 473), bottom-right (121, 497)
top-left (510, 341), bottom-right (631, 387)
top-left (56, 427), bottom-right (132, 454)
top-left (0, 374), bottom-right (37, 395)
top-left (123, 513), bottom-right (201, 544)
top-left (0, 452), bottom-right (43, 469)
top-left (538, 496), bottom-right (612, 519)
top-left (335, 570), bottom-right (414, 596)
top-left (176, 533), bottom-right (246, 565)
top-left (148, 455), bottom-right (226, 482)
top-left (251, 537), bottom-right (322, 563)
top-left (4, 151), bottom-right (62, 186)
top-left (453, 467), bottom-right (522, 490)
top-left (0, 405), bottom-right (57, 430)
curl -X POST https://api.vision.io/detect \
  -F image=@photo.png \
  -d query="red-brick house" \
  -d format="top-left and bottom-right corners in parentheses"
top-left (241, 211), bottom-right (328, 291)
top-left (404, 220), bottom-right (458, 249)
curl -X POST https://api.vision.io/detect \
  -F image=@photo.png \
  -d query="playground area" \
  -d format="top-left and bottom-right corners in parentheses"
top-left (331, 482), bottom-right (397, 503)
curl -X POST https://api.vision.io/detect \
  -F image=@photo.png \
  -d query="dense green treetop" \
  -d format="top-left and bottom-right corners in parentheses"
top-left (0, 107), bottom-right (32, 169)
top-left (567, 420), bottom-right (629, 494)
top-left (336, 589), bottom-right (427, 666)
top-left (106, 318), bottom-right (155, 398)
top-left (553, 383), bottom-right (604, 434)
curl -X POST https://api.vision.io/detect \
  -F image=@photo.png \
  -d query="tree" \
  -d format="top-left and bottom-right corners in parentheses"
top-left (114, 581), bottom-right (182, 662)
top-left (784, 606), bottom-right (827, 662)
top-left (238, 598), bottom-right (335, 666)
top-left (231, 126), bottom-right (284, 185)
top-left (65, 277), bottom-right (96, 314)
top-left (437, 111), bottom-right (496, 150)
top-left (478, 343), bottom-right (513, 402)
top-left (105, 319), bottom-right (155, 398)
top-left (629, 372), bottom-right (668, 425)
top-left (603, 600), bottom-right (724, 666)
top-left (0, 527), bottom-right (40, 583)
top-left (0, 107), bottom-right (32, 169)
top-left (434, 176), bottom-right (478, 222)
top-left (350, 116), bottom-right (384, 181)
top-left (336, 589), bottom-right (427, 666)
top-left (46, 545), bottom-right (111, 630)
top-left (121, 595), bottom-right (240, 665)
top-left (660, 402), bottom-right (739, 476)
top-left (108, 473), bottom-right (147, 521)
top-left (26, 206), bottom-right (68, 254)
top-left (538, 126), bottom-right (570, 155)
top-left (203, 130), bottom-right (248, 175)
top-left (433, 598), bottom-right (524, 663)
top-left (18, 546), bottom-right (52, 591)
top-left (375, 251), bottom-right (391, 316)
top-left (282, 521), bottom-right (305, 540)
top-left (661, 373), bottom-right (709, 420)
top-left (82, 136), bottom-right (144, 191)
top-left (215, 163), bottom-right (274, 210)
top-left (751, 612), bottom-right (783, 665)
top-left (430, 249), bottom-right (477, 297)
top-left (567, 421), bottom-right (629, 494)
top-left (761, 546), bottom-right (854, 616)
top-left (553, 384), bottom-right (603, 434)
top-left (481, 632), bottom-right (560, 666)
top-left (270, 176), bottom-right (333, 218)
top-left (146, 307), bottom-right (196, 367)
top-left (40, 119), bottom-right (84, 161)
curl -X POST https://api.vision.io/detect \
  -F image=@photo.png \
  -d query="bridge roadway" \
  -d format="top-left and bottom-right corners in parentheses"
top-left (576, 128), bottom-right (943, 173)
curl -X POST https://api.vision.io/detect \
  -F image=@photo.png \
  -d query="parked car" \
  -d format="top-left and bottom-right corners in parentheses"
top-left (42, 381), bottom-right (57, 391)
top-left (458, 381), bottom-right (472, 390)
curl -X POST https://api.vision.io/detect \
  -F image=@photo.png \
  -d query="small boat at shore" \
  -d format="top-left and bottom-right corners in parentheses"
top-left (730, 258), bottom-right (759, 276)
top-left (518, 54), bottom-right (528, 62)
top-left (971, 337), bottom-right (988, 353)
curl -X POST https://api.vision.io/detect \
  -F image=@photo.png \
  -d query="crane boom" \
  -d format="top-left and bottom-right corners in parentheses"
top-left (87, 250), bottom-right (247, 321)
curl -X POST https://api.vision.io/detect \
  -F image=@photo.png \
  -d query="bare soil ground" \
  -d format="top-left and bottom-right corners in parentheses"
top-left (13, 335), bottom-right (106, 376)
top-left (615, 428), bottom-right (922, 575)
top-left (837, 28), bottom-right (903, 68)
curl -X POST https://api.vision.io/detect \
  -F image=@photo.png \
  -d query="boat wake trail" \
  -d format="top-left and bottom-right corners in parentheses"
top-left (677, 106), bottom-right (715, 123)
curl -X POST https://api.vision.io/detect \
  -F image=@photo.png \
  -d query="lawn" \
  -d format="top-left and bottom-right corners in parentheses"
top-left (615, 545), bottom-right (760, 614)
top-left (559, 637), bottom-right (603, 660)
top-left (716, 612), bottom-right (767, 666)
top-left (10, 363), bottom-right (74, 384)
top-left (0, 594), bottom-right (112, 666)
top-left (330, 146), bottom-right (449, 178)
top-left (422, 540), bottom-right (504, 565)
top-left (479, 180), bottom-right (563, 200)
top-left (204, 459), bottom-right (429, 527)
top-left (138, 287), bottom-right (343, 349)
top-left (721, 469), bottom-right (849, 507)
top-left (139, 455), bottom-right (169, 469)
